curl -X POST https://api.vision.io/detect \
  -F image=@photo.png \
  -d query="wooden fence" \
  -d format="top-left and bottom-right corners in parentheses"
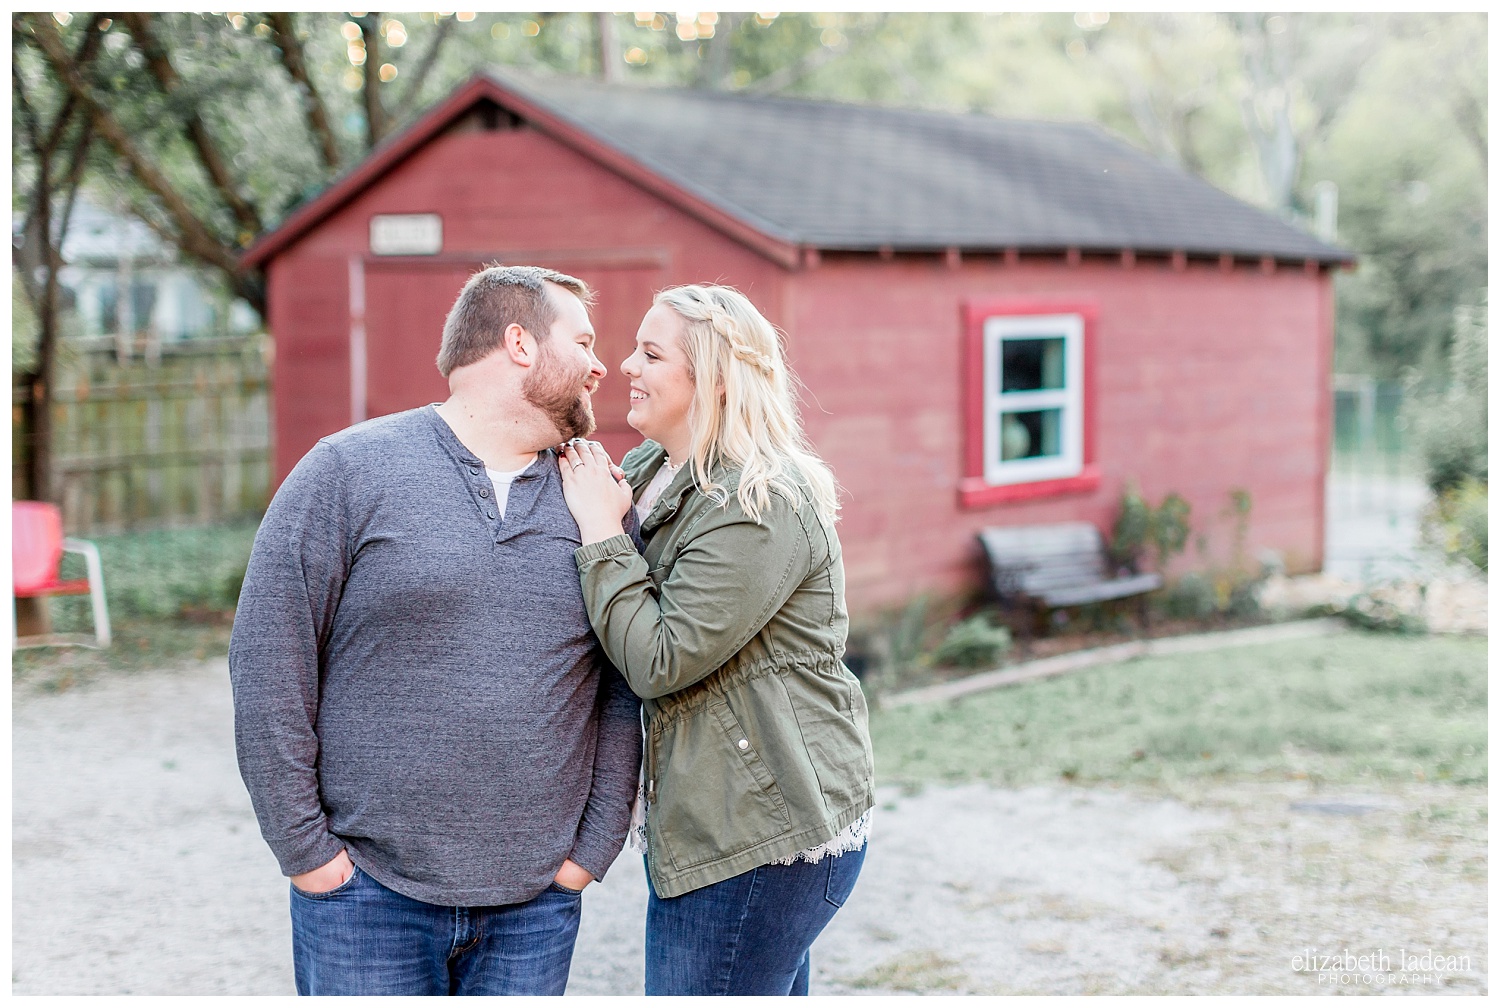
top-left (12, 336), bottom-right (272, 535)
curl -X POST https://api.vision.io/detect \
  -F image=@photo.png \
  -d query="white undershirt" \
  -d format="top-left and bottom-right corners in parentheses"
top-left (485, 462), bottom-right (532, 518)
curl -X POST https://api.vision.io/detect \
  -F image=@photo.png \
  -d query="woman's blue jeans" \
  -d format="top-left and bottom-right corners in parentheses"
top-left (645, 844), bottom-right (866, 996)
top-left (289, 865), bottom-right (583, 995)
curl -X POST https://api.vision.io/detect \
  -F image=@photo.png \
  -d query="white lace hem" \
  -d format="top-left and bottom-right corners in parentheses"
top-left (626, 782), bottom-right (872, 867)
top-left (767, 808), bottom-right (872, 865)
top-left (625, 774), bottom-right (648, 854)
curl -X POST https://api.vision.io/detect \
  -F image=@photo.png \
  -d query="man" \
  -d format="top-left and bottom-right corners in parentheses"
top-left (229, 265), bottom-right (641, 996)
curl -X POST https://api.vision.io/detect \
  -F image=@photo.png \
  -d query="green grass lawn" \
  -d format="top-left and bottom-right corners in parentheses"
top-left (869, 632), bottom-right (1487, 790)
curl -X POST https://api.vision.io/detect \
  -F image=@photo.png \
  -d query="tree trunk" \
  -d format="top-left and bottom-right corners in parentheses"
top-left (24, 137), bottom-right (57, 504)
top-left (596, 12), bottom-right (622, 82)
top-left (359, 14), bottom-right (388, 148)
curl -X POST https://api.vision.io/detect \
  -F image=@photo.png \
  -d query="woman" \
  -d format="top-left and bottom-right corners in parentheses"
top-left (558, 285), bottom-right (874, 996)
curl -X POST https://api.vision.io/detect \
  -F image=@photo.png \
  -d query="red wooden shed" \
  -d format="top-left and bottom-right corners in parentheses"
top-left (243, 70), bottom-right (1352, 614)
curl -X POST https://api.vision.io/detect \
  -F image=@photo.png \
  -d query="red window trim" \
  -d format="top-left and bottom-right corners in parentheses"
top-left (959, 299), bottom-right (1100, 509)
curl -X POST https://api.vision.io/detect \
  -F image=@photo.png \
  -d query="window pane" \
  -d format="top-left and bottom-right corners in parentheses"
top-left (999, 408), bottom-right (1063, 461)
top-left (1001, 337), bottom-right (1066, 392)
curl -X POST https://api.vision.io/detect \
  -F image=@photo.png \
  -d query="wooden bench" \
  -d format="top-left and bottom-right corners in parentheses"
top-left (978, 522), bottom-right (1162, 636)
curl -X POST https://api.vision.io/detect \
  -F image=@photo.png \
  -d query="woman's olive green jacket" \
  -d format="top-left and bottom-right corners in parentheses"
top-left (573, 441), bottom-right (874, 898)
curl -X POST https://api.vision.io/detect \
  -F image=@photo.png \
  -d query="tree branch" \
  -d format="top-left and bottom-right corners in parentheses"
top-left (397, 14), bottom-right (454, 111)
top-left (12, 56), bottom-right (43, 147)
top-left (118, 185), bottom-right (266, 314)
top-left (121, 12), bottom-right (262, 238)
top-left (54, 118), bottom-right (95, 264)
top-left (24, 14), bottom-right (250, 289)
top-left (12, 14), bottom-right (104, 310)
top-left (358, 13), bottom-right (388, 148)
top-left (266, 12), bottom-right (341, 172)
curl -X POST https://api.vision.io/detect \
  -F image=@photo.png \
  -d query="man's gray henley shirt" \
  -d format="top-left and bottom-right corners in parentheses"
top-left (229, 406), bottom-right (642, 906)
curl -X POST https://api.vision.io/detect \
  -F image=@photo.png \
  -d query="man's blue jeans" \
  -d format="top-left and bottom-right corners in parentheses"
top-left (644, 844), bottom-right (866, 996)
top-left (289, 864), bottom-right (583, 995)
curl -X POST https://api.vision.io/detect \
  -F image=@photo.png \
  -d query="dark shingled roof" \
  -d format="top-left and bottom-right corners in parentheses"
top-left (492, 69), bottom-right (1350, 263)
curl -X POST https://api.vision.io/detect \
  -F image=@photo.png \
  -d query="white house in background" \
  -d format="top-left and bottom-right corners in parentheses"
top-left (17, 195), bottom-right (259, 349)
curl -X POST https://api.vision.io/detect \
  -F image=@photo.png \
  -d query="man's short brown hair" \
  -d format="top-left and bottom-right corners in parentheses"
top-left (436, 264), bottom-right (594, 377)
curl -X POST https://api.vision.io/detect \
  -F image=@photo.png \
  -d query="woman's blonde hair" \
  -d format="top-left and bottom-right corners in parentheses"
top-left (654, 284), bottom-right (839, 524)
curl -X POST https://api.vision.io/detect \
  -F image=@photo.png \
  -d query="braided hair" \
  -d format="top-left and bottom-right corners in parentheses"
top-left (652, 284), bottom-right (839, 524)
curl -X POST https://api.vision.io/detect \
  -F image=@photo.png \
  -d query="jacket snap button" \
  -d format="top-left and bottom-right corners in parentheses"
top-left (737, 739), bottom-right (749, 750)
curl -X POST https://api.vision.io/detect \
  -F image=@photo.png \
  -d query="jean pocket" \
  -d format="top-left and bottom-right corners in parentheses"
top-left (548, 880), bottom-right (585, 897)
top-left (824, 849), bottom-right (864, 908)
top-left (291, 865), bottom-right (361, 900)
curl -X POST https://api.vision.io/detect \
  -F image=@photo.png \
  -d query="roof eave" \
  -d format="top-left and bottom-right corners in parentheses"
top-left (803, 240), bottom-right (1355, 265)
top-left (241, 72), bottom-right (802, 272)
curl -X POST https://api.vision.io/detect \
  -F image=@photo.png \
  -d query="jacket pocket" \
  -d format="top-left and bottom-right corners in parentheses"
top-left (654, 699), bottom-right (792, 872)
top-left (796, 673), bottom-right (875, 815)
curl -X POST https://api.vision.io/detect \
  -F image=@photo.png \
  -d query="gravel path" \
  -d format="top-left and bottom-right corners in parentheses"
top-left (13, 659), bottom-right (1486, 995)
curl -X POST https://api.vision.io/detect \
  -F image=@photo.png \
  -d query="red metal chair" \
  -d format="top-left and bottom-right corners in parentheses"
top-left (12, 501), bottom-right (112, 649)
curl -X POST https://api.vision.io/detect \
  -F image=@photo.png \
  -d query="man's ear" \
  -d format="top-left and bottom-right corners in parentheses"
top-left (503, 323), bottom-right (537, 368)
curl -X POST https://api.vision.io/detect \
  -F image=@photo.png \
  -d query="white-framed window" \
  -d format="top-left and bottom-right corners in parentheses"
top-left (980, 313), bottom-right (1084, 486)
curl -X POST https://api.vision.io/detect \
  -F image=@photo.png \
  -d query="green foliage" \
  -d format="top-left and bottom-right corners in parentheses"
top-left (871, 633), bottom-right (1487, 788)
top-left (930, 614), bottom-right (1012, 670)
top-left (1315, 16), bottom-right (1487, 380)
top-left (1150, 493), bottom-right (1192, 572)
top-left (1109, 485), bottom-right (1193, 574)
top-left (54, 521), bottom-right (259, 624)
top-left (1409, 299), bottom-right (1488, 495)
top-left (1109, 483), bottom-right (1152, 572)
top-left (1162, 572), bottom-right (1217, 620)
top-left (1423, 478), bottom-right (1488, 574)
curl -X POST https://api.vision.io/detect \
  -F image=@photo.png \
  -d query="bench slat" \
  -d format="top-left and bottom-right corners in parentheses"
top-left (1041, 573), bottom-right (1163, 608)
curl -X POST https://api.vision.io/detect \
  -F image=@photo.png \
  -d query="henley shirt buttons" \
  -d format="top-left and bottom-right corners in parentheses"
top-left (480, 489), bottom-right (490, 498)
top-left (469, 467), bottom-right (480, 475)
top-left (737, 739), bottom-right (749, 750)
top-left (487, 511), bottom-right (496, 520)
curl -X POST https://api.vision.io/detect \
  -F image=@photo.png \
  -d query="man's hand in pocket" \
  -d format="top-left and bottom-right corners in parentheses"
top-left (291, 849), bottom-right (354, 894)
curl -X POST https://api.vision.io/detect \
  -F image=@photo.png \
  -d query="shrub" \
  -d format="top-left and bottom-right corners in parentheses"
top-left (1109, 484), bottom-right (1151, 572)
top-left (1108, 485), bottom-right (1192, 574)
top-left (930, 614), bottom-right (1013, 670)
top-left (1150, 493), bottom-right (1192, 572)
top-left (1423, 477), bottom-right (1488, 573)
top-left (1162, 572), bottom-right (1217, 620)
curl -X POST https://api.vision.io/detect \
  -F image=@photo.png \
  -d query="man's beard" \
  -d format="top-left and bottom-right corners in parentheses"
top-left (522, 342), bottom-right (595, 441)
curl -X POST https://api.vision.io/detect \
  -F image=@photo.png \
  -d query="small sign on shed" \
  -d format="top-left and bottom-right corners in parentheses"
top-left (370, 213), bottom-right (442, 256)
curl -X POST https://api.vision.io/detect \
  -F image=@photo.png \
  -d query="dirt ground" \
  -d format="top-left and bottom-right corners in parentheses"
top-left (12, 657), bottom-right (1487, 996)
